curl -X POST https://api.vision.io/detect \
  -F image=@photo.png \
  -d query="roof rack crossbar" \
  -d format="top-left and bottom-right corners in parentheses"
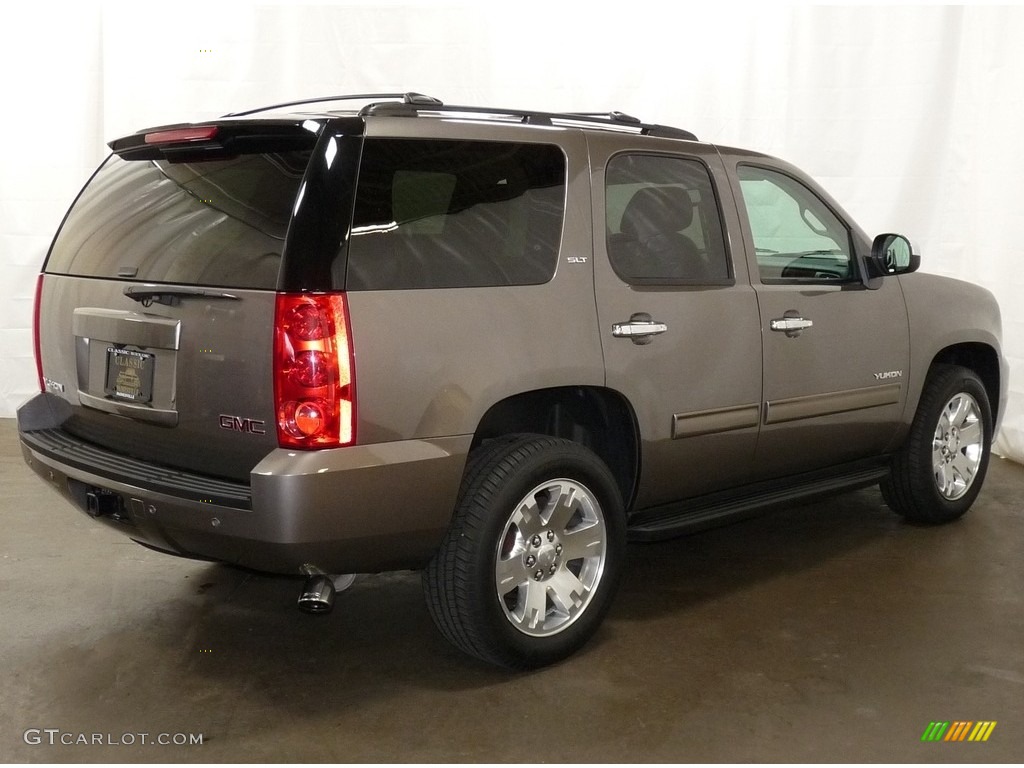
top-left (222, 92), bottom-right (442, 118)
top-left (567, 111), bottom-right (643, 125)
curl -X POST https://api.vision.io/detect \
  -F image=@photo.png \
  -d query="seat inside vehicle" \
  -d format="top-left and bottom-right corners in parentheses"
top-left (608, 185), bottom-right (705, 281)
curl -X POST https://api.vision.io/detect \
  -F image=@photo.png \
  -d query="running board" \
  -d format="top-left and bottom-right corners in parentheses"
top-left (627, 462), bottom-right (890, 542)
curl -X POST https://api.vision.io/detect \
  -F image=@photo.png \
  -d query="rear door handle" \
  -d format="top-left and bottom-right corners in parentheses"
top-left (770, 316), bottom-right (813, 337)
top-left (612, 314), bottom-right (668, 345)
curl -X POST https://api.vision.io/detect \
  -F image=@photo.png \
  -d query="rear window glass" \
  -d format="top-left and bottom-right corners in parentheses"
top-left (46, 151), bottom-right (313, 289)
top-left (346, 139), bottom-right (566, 290)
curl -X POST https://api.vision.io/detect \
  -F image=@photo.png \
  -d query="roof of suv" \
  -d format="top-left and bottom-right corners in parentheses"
top-left (221, 91), bottom-right (700, 141)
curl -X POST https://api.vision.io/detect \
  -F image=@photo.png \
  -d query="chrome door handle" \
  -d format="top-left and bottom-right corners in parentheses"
top-left (770, 317), bottom-right (813, 334)
top-left (612, 321), bottom-right (668, 336)
top-left (612, 316), bottom-right (668, 345)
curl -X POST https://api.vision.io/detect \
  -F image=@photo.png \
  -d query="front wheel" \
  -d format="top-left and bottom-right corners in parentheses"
top-left (423, 435), bottom-right (626, 669)
top-left (882, 364), bottom-right (992, 524)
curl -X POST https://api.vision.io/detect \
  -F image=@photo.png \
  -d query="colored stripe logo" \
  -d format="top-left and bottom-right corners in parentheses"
top-left (921, 721), bottom-right (996, 742)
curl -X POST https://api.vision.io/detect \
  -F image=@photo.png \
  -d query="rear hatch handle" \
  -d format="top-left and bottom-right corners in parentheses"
top-left (123, 285), bottom-right (240, 307)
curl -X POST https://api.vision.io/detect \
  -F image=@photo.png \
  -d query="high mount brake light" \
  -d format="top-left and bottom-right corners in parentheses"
top-left (144, 126), bottom-right (219, 145)
top-left (274, 293), bottom-right (355, 449)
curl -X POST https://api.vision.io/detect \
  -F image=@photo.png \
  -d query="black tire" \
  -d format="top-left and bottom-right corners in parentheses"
top-left (423, 435), bottom-right (626, 669)
top-left (881, 364), bottom-right (992, 524)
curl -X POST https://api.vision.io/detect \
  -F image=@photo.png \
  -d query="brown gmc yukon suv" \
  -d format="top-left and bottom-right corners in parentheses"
top-left (18, 93), bottom-right (1007, 668)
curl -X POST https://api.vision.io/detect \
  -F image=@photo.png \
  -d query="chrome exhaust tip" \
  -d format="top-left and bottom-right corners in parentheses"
top-left (297, 574), bottom-right (335, 614)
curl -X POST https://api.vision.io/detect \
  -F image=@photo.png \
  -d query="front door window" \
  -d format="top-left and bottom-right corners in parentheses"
top-left (737, 165), bottom-right (854, 283)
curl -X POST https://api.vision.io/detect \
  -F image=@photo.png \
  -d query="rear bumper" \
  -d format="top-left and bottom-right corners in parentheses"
top-left (18, 395), bottom-right (469, 575)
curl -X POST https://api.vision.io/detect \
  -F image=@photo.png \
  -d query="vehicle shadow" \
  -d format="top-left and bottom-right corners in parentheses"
top-left (613, 484), bottom-right (902, 623)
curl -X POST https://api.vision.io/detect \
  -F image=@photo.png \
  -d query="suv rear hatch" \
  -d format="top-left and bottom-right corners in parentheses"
top-left (31, 119), bottom-right (352, 486)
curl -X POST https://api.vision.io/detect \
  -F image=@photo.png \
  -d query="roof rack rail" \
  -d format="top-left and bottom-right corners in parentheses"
top-left (220, 92), bottom-right (697, 140)
top-left (222, 92), bottom-right (442, 118)
top-left (358, 100), bottom-right (698, 141)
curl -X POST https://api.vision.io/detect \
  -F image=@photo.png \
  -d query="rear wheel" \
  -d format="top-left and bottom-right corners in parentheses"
top-left (423, 435), bottom-right (625, 669)
top-left (882, 364), bottom-right (992, 524)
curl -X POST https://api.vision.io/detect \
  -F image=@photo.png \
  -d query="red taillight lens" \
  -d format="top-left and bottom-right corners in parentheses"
top-left (33, 274), bottom-right (44, 392)
top-left (284, 302), bottom-right (332, 341)
top-left (288, 350), bottom-right (331, 388)
top-left (273, 293), bottom-right (355, 449)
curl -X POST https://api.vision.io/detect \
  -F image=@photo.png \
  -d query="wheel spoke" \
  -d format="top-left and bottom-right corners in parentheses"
top-left (520, 580), bottom-right (549, 631)
top-left (495, 555), bottom-right (528, 596)
top-left (959, 420), bottom-right (983, 447)
top-left (546, 483), bottom-right (581, 532)
top-left (950, 451), bottom-right (976, 486)
top-left (560, 522), bottom-right (604, 562)
top-left (949, 396), bottom-right (971, 428)
top-left (512, 495), bottom-right (545, 538)
top-left (547, 569), bottom-right (587, 615)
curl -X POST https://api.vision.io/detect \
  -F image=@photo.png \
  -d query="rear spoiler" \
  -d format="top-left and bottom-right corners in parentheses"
top-left (107, 118), bottom-right (362, 161)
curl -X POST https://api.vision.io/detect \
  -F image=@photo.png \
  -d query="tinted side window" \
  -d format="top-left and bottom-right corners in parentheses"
top-left (737, 165), bottom-right (854, 283)
top-left (46, 152), bottom-right (312, 290)
top-left (606, 154), bottom-right (730, 284)
top-left (346, 140), bottom-right (566, 290)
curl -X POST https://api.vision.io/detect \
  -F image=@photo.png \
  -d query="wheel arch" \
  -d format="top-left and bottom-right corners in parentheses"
top-left (930, 342), bottom-right (1001, 427)
top-left (470, 386), bottom-right (640, 511)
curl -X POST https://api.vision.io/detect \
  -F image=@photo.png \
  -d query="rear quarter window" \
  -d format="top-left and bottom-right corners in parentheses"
top-left (345, 139), bottom-right (566, 290)
top-left (46, 151), bottom-right (312, 290)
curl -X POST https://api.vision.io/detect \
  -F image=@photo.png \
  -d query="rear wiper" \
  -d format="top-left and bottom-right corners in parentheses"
top-left (123, 286), bottom-right (240, 307)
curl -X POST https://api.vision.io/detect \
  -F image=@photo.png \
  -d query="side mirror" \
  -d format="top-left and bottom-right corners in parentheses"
top-left (869, 233), bottom-right (920, 276)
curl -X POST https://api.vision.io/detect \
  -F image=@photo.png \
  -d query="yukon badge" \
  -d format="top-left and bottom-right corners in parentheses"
top-left (874, 370), bottom-right (903, 380)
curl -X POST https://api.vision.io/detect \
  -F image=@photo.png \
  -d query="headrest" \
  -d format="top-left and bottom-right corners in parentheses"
top-left (620, 186), bottom-right (694, 241)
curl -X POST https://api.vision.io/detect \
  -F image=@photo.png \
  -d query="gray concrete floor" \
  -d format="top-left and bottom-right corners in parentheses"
top-left (1, 417), bottom-right (1022, 762)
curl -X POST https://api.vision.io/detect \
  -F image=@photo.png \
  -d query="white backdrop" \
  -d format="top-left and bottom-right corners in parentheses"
top-left (2, 2), bottom-right (1022, 463)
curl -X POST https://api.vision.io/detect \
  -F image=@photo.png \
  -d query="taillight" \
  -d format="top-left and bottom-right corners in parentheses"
top-left (273, 293), bottom-right (355, 449)
top-left (33, 274), bottom-right (44, 392)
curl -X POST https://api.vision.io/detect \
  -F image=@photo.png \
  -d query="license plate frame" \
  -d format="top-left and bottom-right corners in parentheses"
top-left (104, 348), bottom-right (155, 404)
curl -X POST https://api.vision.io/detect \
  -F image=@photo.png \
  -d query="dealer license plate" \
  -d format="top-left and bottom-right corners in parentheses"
top-left (104, 348), bottom-right (155, 404)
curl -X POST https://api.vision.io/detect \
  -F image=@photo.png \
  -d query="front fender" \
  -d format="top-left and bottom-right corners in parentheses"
top-left (898, 272), bottom-right (1006, 435)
